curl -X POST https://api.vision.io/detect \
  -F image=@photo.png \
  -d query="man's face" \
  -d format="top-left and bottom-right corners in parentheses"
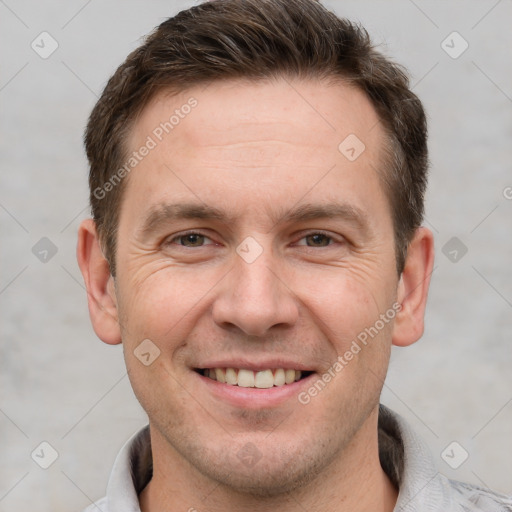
top-left (114, 78), bottom-right (400, 493)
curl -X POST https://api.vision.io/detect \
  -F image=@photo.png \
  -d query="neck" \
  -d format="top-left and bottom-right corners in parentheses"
top-left (140, 408), bottom-right (398, 512)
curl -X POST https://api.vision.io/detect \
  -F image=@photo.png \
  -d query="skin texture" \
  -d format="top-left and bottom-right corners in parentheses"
top-left (77, 77), bottom-right (434, 512)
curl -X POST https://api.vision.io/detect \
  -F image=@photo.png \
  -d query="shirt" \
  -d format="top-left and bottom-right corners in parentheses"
top-left (83, 404), bottom-right (512, 511)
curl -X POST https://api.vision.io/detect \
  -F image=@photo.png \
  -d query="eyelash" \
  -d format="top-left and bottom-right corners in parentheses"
top-left (164, 230), bottom-right (342, 248)
top-left (165, 230), bottom-right (216, 248)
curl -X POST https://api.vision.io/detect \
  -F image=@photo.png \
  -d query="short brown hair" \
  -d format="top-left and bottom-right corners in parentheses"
top-left (85, 0), bottom-right (428, 276)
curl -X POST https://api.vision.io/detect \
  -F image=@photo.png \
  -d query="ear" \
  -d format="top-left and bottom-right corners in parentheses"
top-left (76, 219), bottom-right (121, 345)
top-left (392, 227), bottom-right (435, 347)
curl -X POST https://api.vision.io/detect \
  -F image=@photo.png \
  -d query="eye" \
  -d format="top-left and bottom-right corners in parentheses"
top-left (165, 231), bottom-right (214, 248)
top-left (304, 233), bottom-right (331, 247)
top-left (296, 232), bottom-right (336, 247)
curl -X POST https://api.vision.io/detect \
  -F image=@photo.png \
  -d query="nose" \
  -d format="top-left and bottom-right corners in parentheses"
top-left (212, 248), bottom-right (299, 337)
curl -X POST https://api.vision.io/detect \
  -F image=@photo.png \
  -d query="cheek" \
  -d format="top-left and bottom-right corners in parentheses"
top-left (298, 266), bottom-right (397, 396)
top-left (299, 267), bottom-right (396, 341)
top-left (115, 265), bottom-right (221, 347)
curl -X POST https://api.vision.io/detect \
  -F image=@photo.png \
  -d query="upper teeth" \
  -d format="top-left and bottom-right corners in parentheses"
top-left (204, 368), bottom-right (302, 388)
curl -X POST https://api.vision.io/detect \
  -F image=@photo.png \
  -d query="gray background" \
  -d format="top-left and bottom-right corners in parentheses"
top-left (1, 1), bottom-right (511, 510)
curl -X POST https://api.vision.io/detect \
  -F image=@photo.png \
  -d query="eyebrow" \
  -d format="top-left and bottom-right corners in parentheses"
top-left (138, 203), bottom-right (232, 239)
top-left (137, 201), bottom-right (371, 239)
top-left (276, 203), bottom-right (370, 232)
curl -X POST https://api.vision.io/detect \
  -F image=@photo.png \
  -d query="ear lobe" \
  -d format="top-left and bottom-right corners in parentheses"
top-left (76, 219), bottom-right (122, 345)
top-left (392, 227), bottom-right (435, 347)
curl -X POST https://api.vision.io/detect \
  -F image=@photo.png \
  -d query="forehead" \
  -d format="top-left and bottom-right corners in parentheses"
top-left (131, 78), bottom-right (382, 155)
top-left (122, 77), bottom-right (389, 226)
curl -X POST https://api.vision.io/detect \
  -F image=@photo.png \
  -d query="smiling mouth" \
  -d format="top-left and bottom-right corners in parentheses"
top-left (194, 368), bottom-right (313, 388)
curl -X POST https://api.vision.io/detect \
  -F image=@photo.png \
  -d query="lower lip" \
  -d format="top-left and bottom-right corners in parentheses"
top-left (195, 371), bottom-right (316, 409)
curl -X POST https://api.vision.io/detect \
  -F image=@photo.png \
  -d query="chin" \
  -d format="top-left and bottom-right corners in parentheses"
top-left (188, 437), bottom-right (336, 498)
